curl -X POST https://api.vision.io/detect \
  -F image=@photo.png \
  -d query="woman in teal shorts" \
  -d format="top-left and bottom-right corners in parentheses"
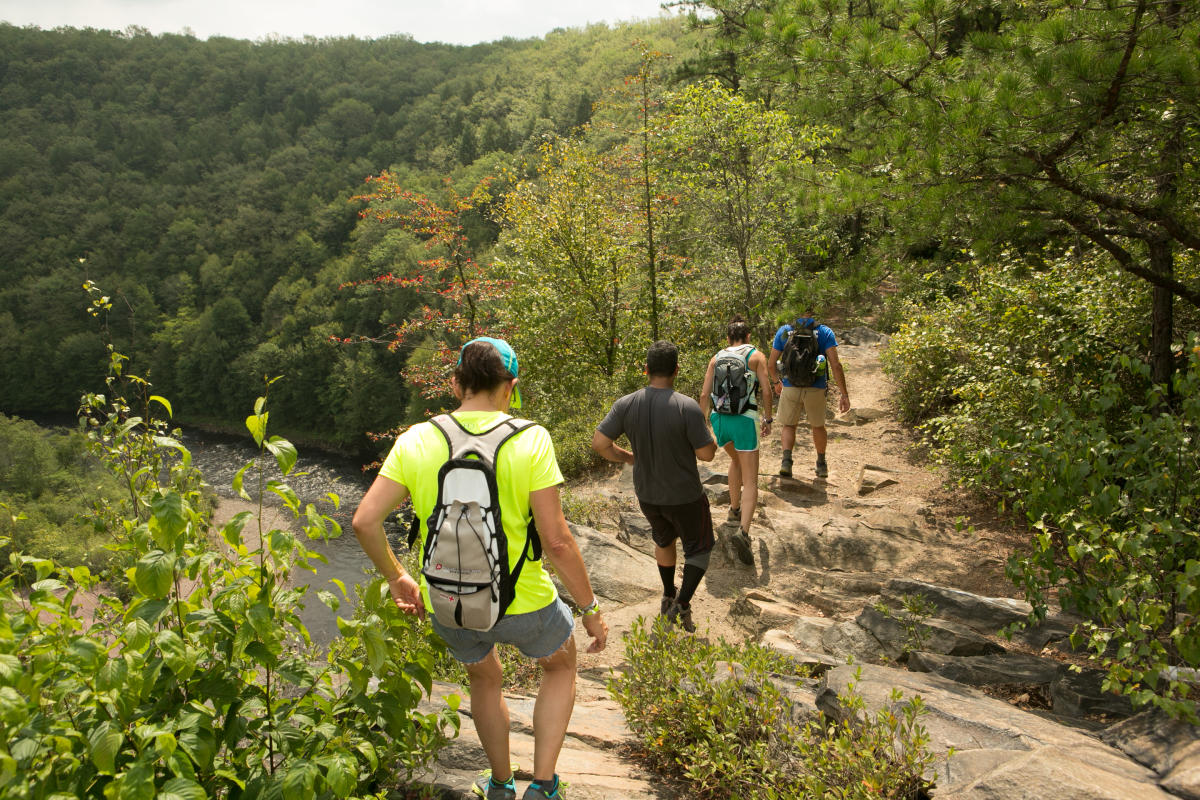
top-left (700, 318), bottom-right (773, 565)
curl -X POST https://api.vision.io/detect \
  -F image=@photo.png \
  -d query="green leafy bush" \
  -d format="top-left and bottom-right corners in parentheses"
top-left (989, 349), bottom-right (1200, 721)
top-left (0, 357), bottom-right (458, 798)
top-left (884, 252), bottom-right (1200, 719)
top-left (882, 250), bottom-right (1144, 438)
top-left (609, 618), bottom-right (935, 799)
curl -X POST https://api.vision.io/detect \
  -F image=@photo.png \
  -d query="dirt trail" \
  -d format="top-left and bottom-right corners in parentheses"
top-left (568, 336), bottom-right (1028, 698)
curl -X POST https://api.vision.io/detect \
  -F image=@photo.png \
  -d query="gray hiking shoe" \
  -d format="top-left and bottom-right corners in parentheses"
top-left (730, 527), bottom-right (754, 566)
top-left (660, 594), bottom-right (677, 617)
top-left (815, 456), bottom-right (828, 478)
top-left (473, 770), bottom-right (516, 800)
top-left (522, 776), bottom-right (567, 799)
top-left (779, 455), bottom-right (793, 478)
top-left (669, 601), bottom-right (696, 633)
top-left (727, 506), bottom-right (740, 522)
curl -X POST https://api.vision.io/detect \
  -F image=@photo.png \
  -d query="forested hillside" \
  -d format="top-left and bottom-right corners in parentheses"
top-left (0, 20), bottom-right (693, 449)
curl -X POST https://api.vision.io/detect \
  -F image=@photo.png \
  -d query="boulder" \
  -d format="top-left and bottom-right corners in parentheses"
top-left (761, 476), bottom-right (826, 508)
top-left (1050, 667), bottom-right (1134, 720)
top-left (786, 569), bottom-right (885, 616)
top-left (817, 664), bottom-right (1171, 799)
top-left (880, 578), bottom-right (1079, 647)
top-left (703, 483), bottom-right (731, 506)
top-left (946, 746), bottom-right (1176, 800)
top-left (615, 512), bottom-right (656, 557)
top-left (1101, 709), bottom-right (1200, 775)
top-left (820, 620), bottom-right (885, 662)
top-left (769, 517), bottom-right (922, 574)
top-left (856, 606), bottom-right (1006, 661)
top-left (731, 589), bottom-right (809, 633)
top-left (563, 523), bottom-right (659, 605)
top-left (907, 651), bottom-right (1064, 687)
top-left (760, 629), bottom-right (842, 674)
top-left (789, 614), bottom-right (838, 651)
top-left (857, 510), bottom-right (927, 543)
top-left (857, 464), bottom-right (899, 495)
top-left (697, 465), bottom-right (728, 486)
top-left (840, 326), bottom-right (891, 347)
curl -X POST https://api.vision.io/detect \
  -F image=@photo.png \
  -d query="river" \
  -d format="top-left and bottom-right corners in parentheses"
top-left (182, 427), bottom-right (401, 646)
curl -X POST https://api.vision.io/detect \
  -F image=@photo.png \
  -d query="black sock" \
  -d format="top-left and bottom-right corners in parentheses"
top-left (677, 563), bottom-right (705, 606)
top-left (658, 565), bottom-right (676, 597)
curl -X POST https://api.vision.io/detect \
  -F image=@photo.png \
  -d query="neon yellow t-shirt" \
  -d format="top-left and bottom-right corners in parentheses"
top-left (379, 411), bottom-right (564, 616)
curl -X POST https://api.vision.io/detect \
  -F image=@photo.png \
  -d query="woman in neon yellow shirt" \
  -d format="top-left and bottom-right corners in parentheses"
top-left (353, 337), bottom-right (607, 800)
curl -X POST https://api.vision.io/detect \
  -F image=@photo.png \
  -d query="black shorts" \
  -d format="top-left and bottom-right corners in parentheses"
top-left (638, 496), bottom-right (715, 558)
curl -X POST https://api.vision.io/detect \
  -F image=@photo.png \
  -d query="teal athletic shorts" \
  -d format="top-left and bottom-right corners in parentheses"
top-left (710, 412), bottom-right (759, 452)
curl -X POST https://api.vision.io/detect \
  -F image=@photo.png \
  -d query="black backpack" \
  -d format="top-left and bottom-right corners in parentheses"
top-left (710, 345), bottom-right (757, 415)
top-left (406, 414), bottom-right (541, 631)
top-left (779, 319), bottom-right (821, 386)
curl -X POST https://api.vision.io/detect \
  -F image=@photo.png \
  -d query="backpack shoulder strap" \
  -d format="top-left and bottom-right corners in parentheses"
top-left (438, 414), bottom-right (534, 469)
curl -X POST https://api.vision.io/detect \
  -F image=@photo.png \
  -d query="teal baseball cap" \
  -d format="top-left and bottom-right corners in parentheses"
top-left (458, 336), bottom-right (522, 409)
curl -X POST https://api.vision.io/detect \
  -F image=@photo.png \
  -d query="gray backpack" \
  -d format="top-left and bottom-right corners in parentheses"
top-left (711, 345), bottom-right (757, 415)
top-left (407, 414), bottom-right (541, 631)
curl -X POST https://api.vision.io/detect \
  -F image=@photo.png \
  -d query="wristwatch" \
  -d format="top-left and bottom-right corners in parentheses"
top-left (579, 597), bottom-right (601, 616)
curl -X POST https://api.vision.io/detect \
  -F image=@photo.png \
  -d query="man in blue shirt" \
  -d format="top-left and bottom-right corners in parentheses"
top-left (767, 313), bottom-right (851, 478)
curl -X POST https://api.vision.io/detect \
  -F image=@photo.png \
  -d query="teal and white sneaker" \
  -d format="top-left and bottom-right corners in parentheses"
top-left (522, 775), bottom-right (567, 799)
top-left (473, 769), bottom-right (517, 800)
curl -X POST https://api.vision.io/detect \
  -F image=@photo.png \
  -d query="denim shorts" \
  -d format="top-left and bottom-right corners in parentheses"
top-left (430, 596), bottom-right (575, 664)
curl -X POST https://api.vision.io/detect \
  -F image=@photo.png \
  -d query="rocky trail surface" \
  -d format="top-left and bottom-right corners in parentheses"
top-left (412, 329), bottom-right (1200, 800)
top-left (209, 330), bottom-right (1199, 799)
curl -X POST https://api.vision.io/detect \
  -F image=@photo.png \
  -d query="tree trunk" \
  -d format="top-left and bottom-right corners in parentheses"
top-left (1148, 237), bottom-right (1174, 387)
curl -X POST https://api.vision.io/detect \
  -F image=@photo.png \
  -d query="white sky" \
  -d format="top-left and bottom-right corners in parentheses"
top-left (0, 0), bottom-right (680, 45)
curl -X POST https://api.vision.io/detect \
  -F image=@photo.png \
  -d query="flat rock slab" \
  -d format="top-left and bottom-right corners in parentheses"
top-left (418, 682), bottom-right (667, 799)
top-left (732, 589), bottom-right (811, 632)
top-left (1102, 711), bottom-right (1200, 800)
top-left (760, 629), bottom-right (842, 673)
top-left (564, 523), bottom-right (659, 605)
top-left (820, 619), bottom-right (885, 662)
top-left (818, 664), bottom-right (1168, 798)
top-left (945, 745), bottom-right (1177, 800)
top-left (881, 577), bottom-right (1033, 632)
top-left (907, 651), bottom-right (1064, 687)
top-left (770, 518), bottom-right (920, 573)
top-left (856, 606), bottom-right (1006, 661)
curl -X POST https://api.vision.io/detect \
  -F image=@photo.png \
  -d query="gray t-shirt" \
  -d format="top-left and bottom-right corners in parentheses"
top-left (597, 386), bottom-right (714, 506)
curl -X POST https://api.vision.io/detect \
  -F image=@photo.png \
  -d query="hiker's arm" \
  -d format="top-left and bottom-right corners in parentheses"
top-left (768, 346), bottom-right (783, 389)
top-left (695, 441), bottom-right (717, 461)
top-left (530, 485), bottom-right (608, 653)
top-left (753, 352), bottom-right (774, 429)
top-left (591, 430), bottom-right (633, 464)
top-left (826, 346), bottom-right (851, 414)
top-left (353, 475), bottom-right (425, 618)
top-left (699, 357), bottom-right (716, 418)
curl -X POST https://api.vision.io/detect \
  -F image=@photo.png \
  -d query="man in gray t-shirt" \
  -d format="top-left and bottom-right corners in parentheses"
top-left (592, 341), bottom-right (717, 632)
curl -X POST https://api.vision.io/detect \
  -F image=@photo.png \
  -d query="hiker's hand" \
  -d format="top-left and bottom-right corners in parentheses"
top-left (582, 611), bottom-right (608, 653)
top-left (388, 574), bottom-right (425, 619)
top-left (838, 394), bottom-right (850, 414)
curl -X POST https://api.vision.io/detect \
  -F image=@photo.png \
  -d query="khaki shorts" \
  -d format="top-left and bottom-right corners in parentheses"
top-left (777, 386), bottom-right (827, 428)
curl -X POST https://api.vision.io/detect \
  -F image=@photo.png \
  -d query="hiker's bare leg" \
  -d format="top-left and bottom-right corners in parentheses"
top-left (723, 441), bottom-right (742, 512)
top-left (812, 425), bottom-right (827, 456)
top-left (655, 543), bottom-right (676, 569)
top-left (781, 424), bottom-right (797, 451)
top-left (533, 636), bottom-right (578, 781)
top-left (739, 448), bottom-right (759, 531)
top-left (466, 649), bottom-right (512, 783)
